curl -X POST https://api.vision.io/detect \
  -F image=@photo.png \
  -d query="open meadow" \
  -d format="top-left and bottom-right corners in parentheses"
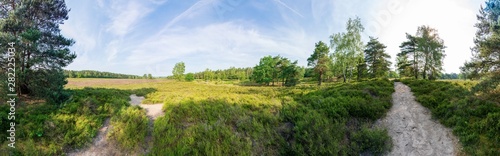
top-left (1, 78), bottom-right (395, 155)
top-left (2, 0), bottom-right (500, 155)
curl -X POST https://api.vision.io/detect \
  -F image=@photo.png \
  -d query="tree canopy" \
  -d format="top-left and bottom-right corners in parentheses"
top-left (364, 37), bottom-right (391, 78)
top-left (397, 26), bottom-right (446, 80)
top-left (172, 62), bottom-right (185, 81)
top-left (253, 55), bottom-right (303, 86)
top-left (330, 17), bottom-right (365, 83)
top-left (0, 0), bottom-right (76, 102)
top-left (307, 41), bottom-right (330, 85)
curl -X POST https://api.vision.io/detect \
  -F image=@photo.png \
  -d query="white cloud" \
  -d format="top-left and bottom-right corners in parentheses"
top-left (62, 0), bottom-right (485, 75)
top-left (106, 0), bottom-right (153, 36)
top-left (126, 21), bottom-right (313, 71)
top-left (105, 40), bottom-right (120, 62)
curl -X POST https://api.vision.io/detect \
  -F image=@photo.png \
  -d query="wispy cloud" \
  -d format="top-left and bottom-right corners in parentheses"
top-left (158, 0), bottom-right (215, 34)
top-left (106, 0), bottom-right (153, 36)
top-left (127, 21), bottom-right (312, 70)
top-left (61, 0), bottom-right (485, 75)
top-left (273, 0), bottom-right (304, 18)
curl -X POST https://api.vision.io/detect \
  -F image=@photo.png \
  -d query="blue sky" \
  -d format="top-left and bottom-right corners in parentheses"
top-left (61, 0), bottom-right (484, 76)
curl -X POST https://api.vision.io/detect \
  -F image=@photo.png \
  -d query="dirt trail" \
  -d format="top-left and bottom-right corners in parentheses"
top-left (377, 82), bottom-right (460, 156)
top-left (129, 94), bottom-right (164, 119)
top-left (129, 94), bottom-right (164, 154)
top-left (67, 95), bottom-right (163, 156)
top-left (67, 118), bottom-right (124, 156)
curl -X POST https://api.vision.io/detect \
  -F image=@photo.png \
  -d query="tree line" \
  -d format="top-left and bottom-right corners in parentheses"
top-left (64, 70), bottom-right (146, 79)
top-left (170, 62), bottom-right (254, 81)
top-left (171, 17), bottom-right (449, 86)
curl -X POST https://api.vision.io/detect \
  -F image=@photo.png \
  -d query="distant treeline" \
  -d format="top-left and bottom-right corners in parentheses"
top-left (440, 73), bottom-right (465, 80)
top-left (64, 70), bottom-right (144, 79)
top-left (167, 67), bottom-right (254, 81)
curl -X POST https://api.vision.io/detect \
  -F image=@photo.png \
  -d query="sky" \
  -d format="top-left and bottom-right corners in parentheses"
top-left (61, 0), bottom-right (485, 76)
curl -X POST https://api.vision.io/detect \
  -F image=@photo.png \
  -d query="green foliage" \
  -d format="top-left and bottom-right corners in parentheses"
top-left (397, 26), bottom-right (445, 80)
top-left (64, 70), bottom-right (143, 79)
top-left (0, 87), bottom-right (155, 155)
top-left (2, 76), bottom-right (395, 155)
top-left (330, 17), bottom-right (365, 83)
top-left (396, 52), bottom-right (413, 78)
top-left (281, 79), bottom-right (394, 155)
top-left (462, 0), bottom-right (500, 79)
top-left (185, 73), bottom-right (195, 82)
top-left (351, 126), bottom-right (392, 155)
top-left (151, 99), bottom-right (282, 155)
top-left (364, 37), bottom-right (392, 78)
top-left (108, 106), bottom-right (148, 152)
top-left (194, 67), bottom-right (253, 81)
top-left (308, 41), bottom-right (331, 85)
top-left (172, 62), bottom-right (186, 81)
top-left (0, 0), bottom-right (76, 102)
top-left (28, 69), bottom-right (71, 103)
top-left (402, 79), bottom-right (500, 155)
top-left (252, 55), bottom-right (302, 86)
top-left (144, 79), bottom-right (393, 155)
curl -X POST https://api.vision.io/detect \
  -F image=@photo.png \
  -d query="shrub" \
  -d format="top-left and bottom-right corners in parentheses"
top-left (185, 73), bottom-right (195, 82)
top-left (107, 106), bottom-right (148, 151)
top-left (351, 126), bottom-right (392, 155)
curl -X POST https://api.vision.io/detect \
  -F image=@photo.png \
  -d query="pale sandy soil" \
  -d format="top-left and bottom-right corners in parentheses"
top-left (377, 82), bottom-right (461, 156)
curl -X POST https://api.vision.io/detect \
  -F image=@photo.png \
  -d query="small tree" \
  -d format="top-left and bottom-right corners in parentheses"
top-left (172, 62), bottom-right (185, 81)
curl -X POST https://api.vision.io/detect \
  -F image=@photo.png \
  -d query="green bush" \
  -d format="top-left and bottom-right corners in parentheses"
top-left (351, 126), bottom-right (392, 155)
top-left (151, 99), bottom-right (281, 155)
top-left (107, 106), bottom-right (148, 151)
top-left (402, 79), bottom-right (500, 155)
top-left (185, 73), bottom-right (195, 82)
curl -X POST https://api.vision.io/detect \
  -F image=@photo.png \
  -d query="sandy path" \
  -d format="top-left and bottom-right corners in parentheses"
top-left (377, 82), bottom-right (460, 156)
top-left (67, 95), bottom-right (163, 156)
top-left (129, 94), bottom-right (164, 154)
top-left (129, 94), bottom-right (164, 119)
top-left (67, 118), bottom-right (124, 156)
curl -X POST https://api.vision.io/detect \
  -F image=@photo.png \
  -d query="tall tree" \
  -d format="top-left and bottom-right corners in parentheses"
top-left (308, 41), bottom-right (330, 85)
top-left (463, 0), bottom-right (500, 78)
top-left (416, 26), bottom-right (446, 80)
top-left (330, 17), bottom-right (365, 83)
top-left (397, 26), bottom-right (445, 80)
top-left (462, 0), bottom-right (500, 101)
top-left (398, 33), bottom-right (420, 79)
top-left (172, 62), bottom-right (185, 81)
top-left (0, 0), bottom-right (76, 102)
top-left (364, 37), bottom-right (391, 78)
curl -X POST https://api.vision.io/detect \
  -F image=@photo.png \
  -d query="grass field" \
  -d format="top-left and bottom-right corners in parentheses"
top-left (1, 78), bottom-right (395, 155)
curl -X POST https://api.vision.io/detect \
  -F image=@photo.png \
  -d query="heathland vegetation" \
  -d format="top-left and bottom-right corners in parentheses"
top-left (0, 0), bottom-right (499, 156)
